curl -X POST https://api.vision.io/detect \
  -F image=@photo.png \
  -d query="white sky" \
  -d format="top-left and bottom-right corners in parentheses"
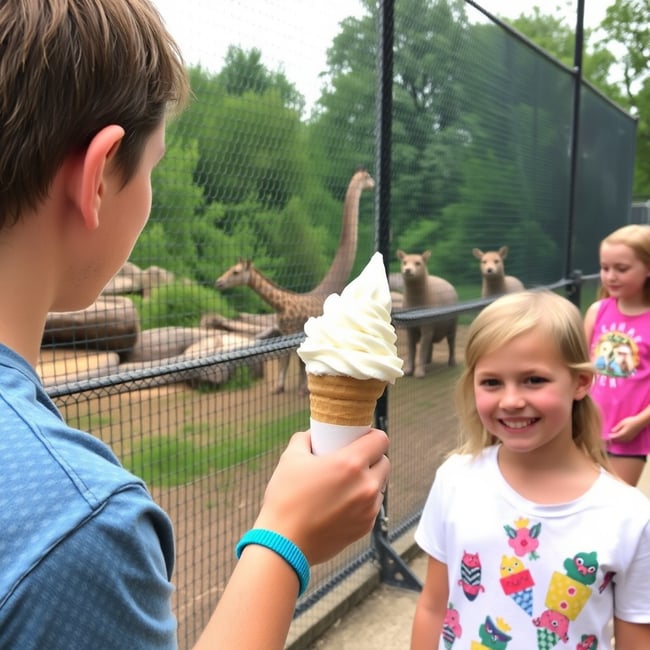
top-left (152, 0), bottom-right (614, 112)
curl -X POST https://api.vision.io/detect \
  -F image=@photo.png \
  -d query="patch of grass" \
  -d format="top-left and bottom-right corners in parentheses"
top-left (67, 413), bottom-right (114, 431)
top-left (125, 408), bottom-right (309, 487)
top-left (193, 366), bottom-right (256, 393)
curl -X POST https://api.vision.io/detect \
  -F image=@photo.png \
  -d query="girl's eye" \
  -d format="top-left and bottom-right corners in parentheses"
top-left (479, 378), bottom-right (500, 387)
top-left (526, 376), bottom-right (548, 385)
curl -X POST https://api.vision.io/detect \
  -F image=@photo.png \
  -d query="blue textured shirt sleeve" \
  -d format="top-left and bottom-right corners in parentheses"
top-left (0, 487), bottom-right (177, 649)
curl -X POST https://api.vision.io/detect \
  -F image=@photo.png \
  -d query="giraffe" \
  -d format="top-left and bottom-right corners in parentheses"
top-left (215, 259), bottom-right (324, 394)
top-left (215, 168), bottom-right (375, 393)
top-left (308, 167), bottom-right (375, 297)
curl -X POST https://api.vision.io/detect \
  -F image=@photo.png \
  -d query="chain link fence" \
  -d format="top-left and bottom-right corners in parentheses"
top-left (40, 1), bottom-right (636, 647)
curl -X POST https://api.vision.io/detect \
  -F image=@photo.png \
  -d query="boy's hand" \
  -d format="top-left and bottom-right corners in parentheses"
top-left (253, 428), bottom-right (390, 564)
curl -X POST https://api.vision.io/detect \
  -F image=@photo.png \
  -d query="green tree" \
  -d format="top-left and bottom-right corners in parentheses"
top-left (600, 0), bottom-right (650, 196)
top-left (505, 3), bottom-right (648, 198)
top-left (507, 7), bottom-right (620, 99)
top-left (131, 132), bottom-right (204, 277)
top-left (312, 0), bottom-right (472, 250)
top-left (220, 46), bottom-right (305, 114)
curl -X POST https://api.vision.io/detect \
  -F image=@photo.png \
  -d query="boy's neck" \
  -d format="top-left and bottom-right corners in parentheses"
top-left (0, 209), bottom-right (59, 367)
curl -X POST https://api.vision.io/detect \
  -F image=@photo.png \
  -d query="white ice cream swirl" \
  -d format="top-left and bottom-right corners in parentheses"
top-left (297, 252), bottom-right (404, 382)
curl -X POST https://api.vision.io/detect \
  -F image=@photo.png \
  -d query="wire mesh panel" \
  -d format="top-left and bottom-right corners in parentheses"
top-left (37, 1), bottom-right (636, 648)
top-left (572, 84), bottom-right (638, 274)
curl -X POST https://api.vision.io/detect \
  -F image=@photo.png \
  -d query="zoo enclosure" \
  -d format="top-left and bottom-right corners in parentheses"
top-left (42, 1), bottom-right (637, 648)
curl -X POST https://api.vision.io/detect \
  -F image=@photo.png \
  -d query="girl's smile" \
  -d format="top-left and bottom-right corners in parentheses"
top-left (474, 329), bottom-right (591, 454)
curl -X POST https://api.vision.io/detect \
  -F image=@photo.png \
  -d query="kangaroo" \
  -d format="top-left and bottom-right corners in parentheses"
top-left (397, 250), bottom-right (458, 378)
top-left (473, 246), bottom-right (524, 297)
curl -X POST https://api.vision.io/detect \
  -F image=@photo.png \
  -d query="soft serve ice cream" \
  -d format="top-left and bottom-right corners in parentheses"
top-left (298, 252), bottom-right (403, 454)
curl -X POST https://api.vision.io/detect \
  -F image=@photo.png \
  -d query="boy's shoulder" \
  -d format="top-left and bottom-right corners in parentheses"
top-left (0, 348), bottom-right (146, 501)
top-left (0, 343), bottom-right (157, 538)
top-left (0, 345), bottom-right (170, 602)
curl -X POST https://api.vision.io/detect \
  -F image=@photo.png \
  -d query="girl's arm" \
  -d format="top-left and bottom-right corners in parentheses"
top-left (609, 403), bottom-right (650, 441)
top-left (614, 618), bottom-right (650, 649)
top-left (411, 555), bottom-right (449, 650)
top-left (583, 300), bottom-right (601, 346)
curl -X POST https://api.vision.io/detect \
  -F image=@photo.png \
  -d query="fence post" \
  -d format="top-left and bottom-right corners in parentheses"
top-left (564, 0), bottom-right (586, 281)
top-left (370, 0), bottom-right (422, 594)
top-left (566, 269), bottom-right (583, 308)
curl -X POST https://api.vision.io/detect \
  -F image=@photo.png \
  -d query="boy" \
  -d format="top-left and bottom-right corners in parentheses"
top-left (0, 2), bottom-right (390, 648)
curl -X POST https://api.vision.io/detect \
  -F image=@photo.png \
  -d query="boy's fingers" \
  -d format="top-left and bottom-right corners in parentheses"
top-left (337, 428), bottom-right (389, 466)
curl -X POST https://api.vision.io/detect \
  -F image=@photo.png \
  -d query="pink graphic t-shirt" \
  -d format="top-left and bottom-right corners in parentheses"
top-left (588, 297), bottom-right (650, 455)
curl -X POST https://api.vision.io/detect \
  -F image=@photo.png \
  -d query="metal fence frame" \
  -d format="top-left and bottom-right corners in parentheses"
top-left (42, 1), bottom-right (635, 648)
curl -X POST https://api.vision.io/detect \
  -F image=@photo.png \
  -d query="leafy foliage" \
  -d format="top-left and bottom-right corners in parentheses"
top-left (131, 281), bottom-right (235, 330)
top-left (132, 1), bottom-right (643, 325)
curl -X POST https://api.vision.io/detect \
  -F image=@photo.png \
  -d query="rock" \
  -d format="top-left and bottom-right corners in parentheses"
top-left (101, 262), bottom-right (176, 297)
top-left (37, 350), bottom-right (120, 389)
top-left (141, 265), bottom-right (176, 297)
top-left (102, 261), bottom-right (143, 295)
top-left (125, 327), bottom-right (209, 363)
top-left (42, 296), bottom-right (139, 357)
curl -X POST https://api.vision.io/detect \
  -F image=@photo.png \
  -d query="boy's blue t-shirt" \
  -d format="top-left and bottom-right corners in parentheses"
top-left (0, 345), bottom-right (177, 648)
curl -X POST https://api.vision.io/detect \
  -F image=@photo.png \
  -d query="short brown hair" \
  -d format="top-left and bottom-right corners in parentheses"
top-left (0, 0), bottom-right (190, 227)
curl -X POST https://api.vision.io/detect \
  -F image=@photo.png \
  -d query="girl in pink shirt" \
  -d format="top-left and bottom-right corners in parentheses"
top-left (584, 224), bottom-right (650, 486)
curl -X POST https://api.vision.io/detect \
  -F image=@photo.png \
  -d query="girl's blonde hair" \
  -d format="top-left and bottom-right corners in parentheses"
top-left (598, 224), bottom-right (650, 303)
top-left (454, 290), bottom-right (610, 469)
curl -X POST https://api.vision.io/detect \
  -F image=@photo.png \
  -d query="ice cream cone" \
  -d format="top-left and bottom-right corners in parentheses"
top-left (307, 374), bottom-right (387, 455)
top-left (307, 373), bottom-right (387, 426)
top-left (511, 588), bottom-right (534, 615)
top-left (545, 571), bottom-right (591, 620)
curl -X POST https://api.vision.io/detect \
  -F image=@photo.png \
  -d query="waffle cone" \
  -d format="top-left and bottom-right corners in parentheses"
top-left (307, 374), bottom-right (387, 426)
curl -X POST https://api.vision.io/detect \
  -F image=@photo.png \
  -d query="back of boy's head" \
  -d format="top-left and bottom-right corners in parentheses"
top-left (454, 290), bottom-right (609, 467)
top-left (0, 0), bottom-right (190, 228)
top-left (599, 224), bottom-right (650, 302)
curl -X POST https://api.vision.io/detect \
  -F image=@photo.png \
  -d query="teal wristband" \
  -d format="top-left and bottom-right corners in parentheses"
top-left (235, 528), bottom-right (310, 597)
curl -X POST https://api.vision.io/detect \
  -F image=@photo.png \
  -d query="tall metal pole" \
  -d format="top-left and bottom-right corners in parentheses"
top-left (373, 0), bottom-right (394, 436)
top-left (372, 0), bottom-right (422, 593)
top-left (565, 0), bottom-right (585, 303)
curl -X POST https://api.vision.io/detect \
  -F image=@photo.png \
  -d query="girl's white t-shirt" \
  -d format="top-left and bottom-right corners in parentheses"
top-left (415, 445), bottom-right (650, 650)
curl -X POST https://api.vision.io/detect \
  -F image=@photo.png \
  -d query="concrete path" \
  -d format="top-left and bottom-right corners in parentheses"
top-left (306, 464), bottom-right (650, 649)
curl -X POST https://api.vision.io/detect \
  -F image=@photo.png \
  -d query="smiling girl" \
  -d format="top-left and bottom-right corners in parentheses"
top-left (411, 290), bottom-right (650, 650)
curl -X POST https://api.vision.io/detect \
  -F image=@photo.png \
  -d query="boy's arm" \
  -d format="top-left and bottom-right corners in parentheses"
top-left (193, 428), bottom-right (390, 650)
top-left (1, 490), bottom-right (176, 649)
top-left (613, 619), bottom-right (650, 649)
top-left (411, 555), bottom-right (449, 650)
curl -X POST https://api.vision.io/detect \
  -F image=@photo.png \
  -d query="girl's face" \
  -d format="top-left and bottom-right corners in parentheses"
top-left (473, 329), bottom-right (591, 456)
top-left (599, 242), bottom-right (650, 302)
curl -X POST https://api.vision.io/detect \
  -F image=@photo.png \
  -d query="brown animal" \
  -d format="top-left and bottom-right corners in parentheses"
top-left (472, 246), bottom-right (524, 297)
top-left (215, 169), bottom-right (375, 393)
top-left (397, 250), bottom-right (457, 378)
top-left (215, 259), bottom-right (323, 394)
top-left (308, 168), bottom-right (375, 297)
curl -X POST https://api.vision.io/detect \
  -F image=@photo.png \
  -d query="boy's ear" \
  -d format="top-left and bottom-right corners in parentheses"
top-left (73, 125), bottom-right (125, 230)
